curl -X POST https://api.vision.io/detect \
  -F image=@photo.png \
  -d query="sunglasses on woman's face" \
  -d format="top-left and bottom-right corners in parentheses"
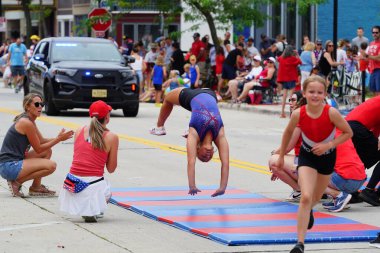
top-left (288, 98), bottom-right (297, 102)
top-left (34, 102), bottom-right (45, 108)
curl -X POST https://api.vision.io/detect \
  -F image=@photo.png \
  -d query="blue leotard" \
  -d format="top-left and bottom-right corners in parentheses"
top-left (179, 89), bottom-right (223, 141)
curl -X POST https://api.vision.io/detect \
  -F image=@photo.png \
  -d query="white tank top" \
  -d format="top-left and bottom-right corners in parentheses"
top-left (130, 56), bottom-right (143, 71)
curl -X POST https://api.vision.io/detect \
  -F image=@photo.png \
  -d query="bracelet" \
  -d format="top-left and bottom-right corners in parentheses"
top-left (271, 150), bottom-right (276, 155)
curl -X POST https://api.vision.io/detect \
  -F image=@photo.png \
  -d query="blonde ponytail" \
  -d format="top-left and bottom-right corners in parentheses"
top-left (89, 116), bottom-right (107, 151)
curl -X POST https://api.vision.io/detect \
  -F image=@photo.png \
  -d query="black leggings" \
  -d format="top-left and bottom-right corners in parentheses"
top-left (348, 120), bottom-right (380, 189)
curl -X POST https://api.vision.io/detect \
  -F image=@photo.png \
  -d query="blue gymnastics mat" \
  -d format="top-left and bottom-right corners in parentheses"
top-left (110, 186), bottom-right (379, 245)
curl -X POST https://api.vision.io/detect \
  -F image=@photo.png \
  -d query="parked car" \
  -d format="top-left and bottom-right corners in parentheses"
top-left (25, 37), bottom-right (139, 117)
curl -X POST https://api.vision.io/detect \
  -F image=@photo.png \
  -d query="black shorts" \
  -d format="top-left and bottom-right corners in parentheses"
top-left (153, 84), bottom-right (162, 91)
top-left (297, 144), bottom-right (336, 175)
top-left (221, 64), bottom-right (237, 80)
top-left (10, 66), bottom-right (25, 76)
top-left (348, 120), bottom-right (380, 168)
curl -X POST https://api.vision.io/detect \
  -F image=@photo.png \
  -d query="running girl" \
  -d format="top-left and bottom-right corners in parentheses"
top-left (275, 75), bottom-right (352, 253)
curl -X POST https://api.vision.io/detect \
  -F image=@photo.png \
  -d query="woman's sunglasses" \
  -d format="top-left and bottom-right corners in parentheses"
top-left (288, 98), bottom-right (297, 102)
top-left (34, 102), bottom-right (45, 108)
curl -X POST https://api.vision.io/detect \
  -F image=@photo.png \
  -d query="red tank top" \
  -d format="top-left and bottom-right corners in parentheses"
top-left (299, 104), bottom-right (335, 144)
top-left (70, 127), bottom-right (108, 177)
top-left (345, 96), bottom-right (380, 137)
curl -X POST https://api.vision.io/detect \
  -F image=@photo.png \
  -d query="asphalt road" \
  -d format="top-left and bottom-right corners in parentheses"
top-left (0, 86), bottom-right (378, 253)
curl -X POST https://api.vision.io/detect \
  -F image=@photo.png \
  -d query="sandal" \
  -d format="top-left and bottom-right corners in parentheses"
top-left (29, 184), bottom-right (56, 197)
top-left (7, 180), bottom-right (25, 197)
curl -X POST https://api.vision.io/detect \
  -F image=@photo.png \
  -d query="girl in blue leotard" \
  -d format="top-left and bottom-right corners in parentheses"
top-left (150, 87), bottom-right (229, 197)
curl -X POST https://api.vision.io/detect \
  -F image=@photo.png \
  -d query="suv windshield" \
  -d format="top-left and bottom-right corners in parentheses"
top-left (51, 41), bottom-right (122, 62)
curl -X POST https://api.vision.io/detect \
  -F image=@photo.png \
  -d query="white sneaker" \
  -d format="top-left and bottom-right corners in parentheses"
top-left (181, 129), bottom-right (189, 138)
top-left (285, 190), bottom-right (301, 202)
top-left (150, 126), bottom-right (166, 136)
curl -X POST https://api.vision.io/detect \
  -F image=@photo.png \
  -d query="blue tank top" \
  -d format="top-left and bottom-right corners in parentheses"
top-left (152, 65), bottom-right (164, 85)
top-left (189, 64), bottom-right (197, 85)
top-left (299, 51), bottom-right (313, 72)
top-left (189, 93), bottom-right (223, 141)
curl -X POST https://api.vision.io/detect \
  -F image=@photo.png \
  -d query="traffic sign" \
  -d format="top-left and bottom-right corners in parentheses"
top-left (88, 8), bottom-right (112, 33)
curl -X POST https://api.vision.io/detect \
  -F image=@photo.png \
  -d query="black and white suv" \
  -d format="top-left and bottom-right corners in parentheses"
top-left (25, 37), bottom-right (139, 117)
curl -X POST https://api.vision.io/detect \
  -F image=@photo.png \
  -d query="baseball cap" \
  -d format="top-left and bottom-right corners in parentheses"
top-left (248, 37), bottom-right (254, 42)
top-left (30, 35), bottom-right (40, 41)
top-left (268, 57), bottom-right (276, 63)
top-left (253, 55), bottom-right (262, 62)
top-left (89, 100), bottom-right (112, 119)
top-left (193, 32), bottom-right (200, 38)
top-left (316, 39), bottom-right (322, 44)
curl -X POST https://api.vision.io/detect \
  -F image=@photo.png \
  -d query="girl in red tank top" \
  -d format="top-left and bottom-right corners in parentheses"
top-left (275, 76), bottom-right (353, 253)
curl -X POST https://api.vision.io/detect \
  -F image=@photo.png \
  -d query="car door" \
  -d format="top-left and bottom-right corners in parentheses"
top-left (29, 41), bottom-right (50, 93)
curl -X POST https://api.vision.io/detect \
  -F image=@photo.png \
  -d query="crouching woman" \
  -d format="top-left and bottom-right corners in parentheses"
top-left (0, 93), bottom-right (74, 197)
top-left (59, 100), bottom-right (119, 222)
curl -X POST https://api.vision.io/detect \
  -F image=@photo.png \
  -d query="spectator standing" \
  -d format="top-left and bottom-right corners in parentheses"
top-left (318, 40), bottom-right (344, 87)
top-left (221, 42), bottom-right (244, 82)
top-left (271, 34), bottom-right (287, 57)
top-left (215, 46), bottom-right (225, 96)
top-left (260, 33), bottom-right (274, 60)
top-left (360, 25), bottom-right (380, 97)
top-left (298, 35), bottom-right (310, 54)
top-left (336, 39), bottom-right (348, 71)
top-left (151, 55), bottom-right (167, 105)
top-left (314, 39), bottom-right (323, 63)
top-left (59, 100), bottom-right (119, 222)
top-left (190, 33), bottom-right (206, 84)
top-left (130, 46), bottom-right (146, 96)
top-left (299, 42), bottom-right (317, 86)
top-left (144, 43), bottom-right (159, 92)
top-left (189, 55), bottom-right (200, 89)
top-left (29, 35), bottom-right (40, 56)
top-left (345, 47), bottom-right (359, 73)
top-left (352, 27), bottom-right (369, 49)
top-left (163, 37), bottom-right (173, 71)
top-left (170, 42), bottom-right (185, 75)
top-left (7, 36), bottom-right (28, 93)
top-left (277, 45), bottom-right (302, 118)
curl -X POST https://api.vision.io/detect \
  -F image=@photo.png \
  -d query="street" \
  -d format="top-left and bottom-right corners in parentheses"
top-left (0, 86), bottom-right (379, 253)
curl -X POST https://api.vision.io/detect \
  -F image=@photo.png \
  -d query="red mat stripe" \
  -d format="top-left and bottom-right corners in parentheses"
top-left (160, 212), bottom-right (334, 222)
top-left (112, 189), bottom-right (249, 197)
top-left (120, 198), bottom-right (277, 206)
top-left (197, 223), bottom-right (379, 234)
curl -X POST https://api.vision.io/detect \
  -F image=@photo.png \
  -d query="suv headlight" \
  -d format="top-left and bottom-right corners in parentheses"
top-left (119, 70), bottom-right (133, 79)
top-left (52, 68), bottom-right (77, 77)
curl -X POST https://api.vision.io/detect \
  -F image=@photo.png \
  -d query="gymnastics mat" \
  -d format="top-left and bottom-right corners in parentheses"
top-left (110, 186), bottom-right (379, 245)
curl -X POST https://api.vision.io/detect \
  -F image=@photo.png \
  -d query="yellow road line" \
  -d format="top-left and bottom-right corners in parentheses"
top-left (0, 108), bottom-right (270, 175)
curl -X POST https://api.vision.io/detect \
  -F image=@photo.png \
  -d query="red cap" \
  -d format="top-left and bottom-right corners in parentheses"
top-left (89, 100), bottom-right (112, 119)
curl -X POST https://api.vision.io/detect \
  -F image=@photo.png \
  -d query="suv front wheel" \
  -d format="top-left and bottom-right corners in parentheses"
top-left (44, 83), bottom-right (60, 116)
top-left (123, 103), bottom-right (139, 117)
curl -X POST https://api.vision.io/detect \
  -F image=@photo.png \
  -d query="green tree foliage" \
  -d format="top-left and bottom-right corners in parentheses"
top-left (107, 0), bottom-right (327, 46)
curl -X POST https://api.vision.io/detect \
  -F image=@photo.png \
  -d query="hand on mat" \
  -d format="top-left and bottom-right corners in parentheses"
top-left (188, 186), bottom-right (201, 195)
top-left (211, 188), bottom-right (225, 197)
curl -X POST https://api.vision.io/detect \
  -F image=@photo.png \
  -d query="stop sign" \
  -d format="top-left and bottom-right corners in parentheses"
top-left (88, 8), bottom-right (112, 32)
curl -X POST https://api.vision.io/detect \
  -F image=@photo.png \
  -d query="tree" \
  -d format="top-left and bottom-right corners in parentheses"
top-left (107, 0), bottom-right (327, 47)
top-left (19, 0), bottom-right (32, 46)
